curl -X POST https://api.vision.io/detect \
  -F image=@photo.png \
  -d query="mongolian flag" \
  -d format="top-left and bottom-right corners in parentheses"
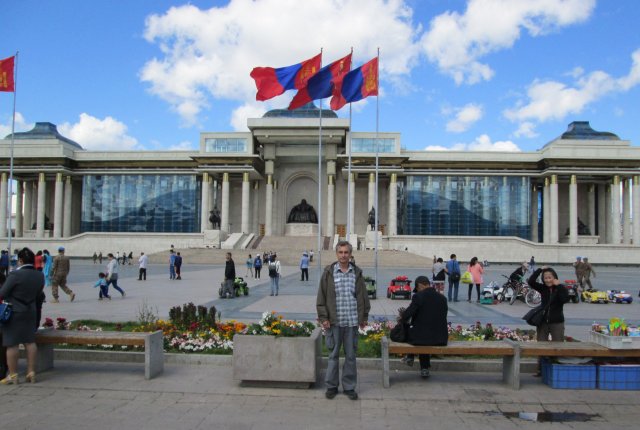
top-left (330, 57), bottom-right (378, 111)
top-left (288, 53), bottom-right (352, 110)
top-left (250, 53), bottom-right (321, 101)
top-left (0, 56), bottom-right (15, 92)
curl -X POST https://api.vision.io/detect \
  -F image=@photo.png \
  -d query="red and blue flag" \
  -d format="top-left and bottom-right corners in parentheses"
top-left (331, 57), bottom-right (378, 111)
top-left (250, 53), bottom-right (321, 101)
top-left (288, 53), bottom-right (352, 110)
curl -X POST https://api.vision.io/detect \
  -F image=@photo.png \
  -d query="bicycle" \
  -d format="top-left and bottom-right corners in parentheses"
top-left (508, 276), bottom-right (541, 307)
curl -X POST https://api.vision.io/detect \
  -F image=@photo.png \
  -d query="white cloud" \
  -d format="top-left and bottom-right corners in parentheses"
top-left (513, 121), bottom-right (538, 138)
top-left (504, 48), bottom-right (640, 123)
top-left (424, 145), bottom-right (449, 151)
top-left (0, 112), bottom-right (32, 139)
top-left (58, 113), bottom-right (139, 151)
top-left (167, 140), bottom-right (196, 151)
top-left (140, 0), bottom-right (420, 126)
top-left (445, 103), bottom-right (483, 132)
top-left (231, 103), bottom-right (267, 131)
top-left (420, 0), bottom-right (595, 84)
top-left (425, 134), bottom-right (521, 151)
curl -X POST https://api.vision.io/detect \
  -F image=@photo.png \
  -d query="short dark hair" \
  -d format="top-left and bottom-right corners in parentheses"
top-left (18, 247), bottom-right (35, 265)
top-left (335, 240), bottom-right (353, 253)
top-left (99, 272), bottom-right (106, 278)
top-left (414, 275), bottom-right (430, 287)
top-left (450, 254), bottom-right (456, 259)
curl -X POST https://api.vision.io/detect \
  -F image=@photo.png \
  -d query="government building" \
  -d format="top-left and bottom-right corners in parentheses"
top-left (1, 104), bottom-right (639, 264)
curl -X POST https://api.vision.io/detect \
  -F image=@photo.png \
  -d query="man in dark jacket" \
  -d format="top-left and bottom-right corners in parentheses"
top-left (223, 252), bottom-right (236, 298)
top-left (402, 276), bottom-right (448, 378)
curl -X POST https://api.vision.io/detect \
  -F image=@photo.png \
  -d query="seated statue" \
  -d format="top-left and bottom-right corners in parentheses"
top-left (209, 208), bottom-right (221, 229)
top-left (287, 199), bottom-right (318, 224)
top-left (367, 207), bottom-right (375, 230)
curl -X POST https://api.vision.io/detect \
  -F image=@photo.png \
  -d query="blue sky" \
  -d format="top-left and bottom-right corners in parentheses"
top-left (1, 0), bottom-right (639, 152)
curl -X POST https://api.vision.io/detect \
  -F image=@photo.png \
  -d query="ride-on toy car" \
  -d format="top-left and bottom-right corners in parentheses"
top-left (563, 279), bottom-right (580, 303)
top-left (581, 289), bottom-right (609, 304)
top-left (218, 276), bottom-right (249, 298)
top-left (364, 276), bottom-right (377, 299)
top-left (386, 276), bottom-right (412, 300)
top-left (608, 290), bottom-right (633, 304)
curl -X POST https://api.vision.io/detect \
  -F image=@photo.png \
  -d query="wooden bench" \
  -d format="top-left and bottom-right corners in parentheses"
top-left (35, 329), bottom-right (164, 379)
top-left (381, 337), bottom-right (520, 389)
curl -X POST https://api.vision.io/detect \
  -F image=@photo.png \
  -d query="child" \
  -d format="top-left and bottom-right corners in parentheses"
top-left (94, 272), bottom-right (111, 300)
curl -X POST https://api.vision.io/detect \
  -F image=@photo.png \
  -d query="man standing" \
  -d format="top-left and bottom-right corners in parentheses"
top-left (175, 252), bottom-right (183, 280)
top-left (445, 254), bottom-right (461, 302)
top-left (138, 252), bottom-right (148, 281)
top-left (400, 276), bottom-right (448, 378)
top-left (223, 252), bottom-right (236, 298)
top-left (268, 254), bottom-right (281, 296)
top-left (300, 252), bottom-right (309, 282)
top-left (51, 246), bottom-right (75, 303)
top-left (169, 250), bottom-right (177, 280)
top-left (317, 241), bottom-right (370, 400)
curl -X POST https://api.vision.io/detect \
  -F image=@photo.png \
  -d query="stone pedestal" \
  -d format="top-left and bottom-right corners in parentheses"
top-left (365, 229), bottom-right (383, 250)
top-left (285, 223), bottom-right (318, 236)
top-left (203, 229), bottom-right (226, 248)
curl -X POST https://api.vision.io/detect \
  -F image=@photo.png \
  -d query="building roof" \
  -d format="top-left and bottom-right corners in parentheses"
top-left (4, 122), bottom-right (84, 149)
top-left (560, 121), bottom-right (620, 140)
top-left (262, 102), bottom-right (337, 119)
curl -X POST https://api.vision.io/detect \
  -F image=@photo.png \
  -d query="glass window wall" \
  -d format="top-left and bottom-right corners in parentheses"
top-left (204, 138), bottom-right (247, 153)
top-left (351, 138), bottom-right (395, 153)
top-left (81, 174), bottom-right (201, 233)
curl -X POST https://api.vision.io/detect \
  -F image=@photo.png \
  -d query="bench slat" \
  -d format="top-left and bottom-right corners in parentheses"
top-left (388, 340), bottom-right (515, 356)
top-left (520, 341), bottom-right (640, 357)
top-left (36, 330), bottom-right (148, 346)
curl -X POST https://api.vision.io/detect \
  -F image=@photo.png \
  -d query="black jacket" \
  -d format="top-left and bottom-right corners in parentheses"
top-left (527, 268), bottom-right (570, 324)
top-left (225, 259), bottom-right (236, 280)
top-left (402, 288), bottom-right (448, 346)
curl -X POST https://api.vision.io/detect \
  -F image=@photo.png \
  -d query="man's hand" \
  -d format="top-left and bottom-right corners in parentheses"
top-left (321, 320), bottom-right (330, 330)
top-left (359, 321), bottom-right (368, 329)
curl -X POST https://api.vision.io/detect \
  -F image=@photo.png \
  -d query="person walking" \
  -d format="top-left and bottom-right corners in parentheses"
top-left (106, 253), bottom-right (126, 298)
top-left (93, 272), bottom-right (111, 300)
top-left (445, 254), bottom-right (461, 302)
top-left (138, 252), bottom-right (148, 281)
top-left (0, 250), bottom-right (9, 277)
top-left (582, 257), bottom-right (596, 290)
top-left (253, 254), bottom-right (262, 279)
top-left (169, 250), bottom-right (177, 280)
top-left (42, 249), bottom-right (53, 288)
top-left (223, 252), bottom-right (236, 298)
top-left (0, 248), bottom-right (44, 385)
top-left (92, 252), bottom-right (98, 264)
top-left (467, 256), bottom-right (484, 303)
top-left (268, 255), bottom-right (281, 296)
top-left (174, 252), bottom-right (183, 280)
top-left (573, 256), bottom-right (586, 290)
top-left (98, 251), bottom-right (103, 264)
top-left (51, 247), bottom-right (75, 303)
top-left (300, 252), bottom-right (309, 281)
top-left (316, 240), bottom-right (370, 400)
top-left (400, 276), bottom-right (448, 378)
top-left (245, 254), bottom-right (253, 279)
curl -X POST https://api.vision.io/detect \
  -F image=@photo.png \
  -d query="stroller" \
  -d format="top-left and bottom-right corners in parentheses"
top-left (219, 277), bottom-right (249, 298)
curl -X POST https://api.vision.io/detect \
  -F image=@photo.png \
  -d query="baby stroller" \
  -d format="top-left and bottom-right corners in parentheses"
top-left (218, 277), bottom-right (249, 298)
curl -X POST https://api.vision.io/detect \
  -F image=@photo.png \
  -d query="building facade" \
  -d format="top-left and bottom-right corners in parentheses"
top-left (2, 106), bottom-right (640, 262)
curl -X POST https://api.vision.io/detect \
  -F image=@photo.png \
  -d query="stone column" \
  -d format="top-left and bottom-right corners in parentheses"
top-left (265, 174), bottom-right (273, 236)
top-left (549, 175), bottom-right (559, 244)
top-left (542, 178), bottom-right (550, 243)
top-left (252, 181), bottom-right (260, 234)
top-left (63, 176), bottom-right (72, 237)
top-left (0, 173), bottom-right (7, 237)
top-left (201, 173), bottom-right (210, 232)
top-left (221, 172), bottom-right (230, 232)
top-left (633, 176), bottom-right (640, 246)
top-left (241, 173), bottom-right (250, 233)
top-left (326, 175), bottom-right (335, 237)
top-left (367, 173), bottom-right (375, 216)
top-left (388, 173), bottom-right (398, 236)
top-left (530, 184), bottom-right (538, 242)
top-left (36, 173), bottom-right (46, 238)
top-left (14, 180), bottom-right (23, 237)
top-left (569, 174), bottom-right (577, 244)
top-left (610, 175), bottom-right (621, 244)
top-left (623, 177), bottom-right (632, 244)
top-left (23, 181), bottom-right (32, 233)
top-left (348, 173), bottom-right (355, 236)
top-left (587, 184), bottom-right (596, 238)
top-left (482, 177), bottom-right (491, 225)
top-left (53, 173), bottom-right (64, 238)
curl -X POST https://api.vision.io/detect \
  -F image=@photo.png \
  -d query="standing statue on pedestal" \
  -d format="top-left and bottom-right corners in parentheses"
top-left (287, 199), bottom-right (318, 223)
top-left (209, 207), bottom-right (221, 229)
top-left (367, 207), bottom-right (376, 231)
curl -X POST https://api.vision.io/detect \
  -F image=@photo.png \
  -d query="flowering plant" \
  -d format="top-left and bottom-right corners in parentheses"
top-left (447, 321), bottom-right (536, 342)
top-left (246, 311), bottom-right (316, 337)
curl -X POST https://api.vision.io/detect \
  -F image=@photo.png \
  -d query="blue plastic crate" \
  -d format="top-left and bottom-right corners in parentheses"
top-left (598, 365), bottom-right (640, 390)
top-left (543, 362), bottom-right (597, 389)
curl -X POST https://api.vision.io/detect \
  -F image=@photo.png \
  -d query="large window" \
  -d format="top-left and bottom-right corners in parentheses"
top-left (351, 138), bottom-right (395, 153)
top-left (399, 175), bottom-right (531, 238)
top-left (81, 175), bottom-right (201, 233)
top-left (204, 138), bottom-right (247, 153)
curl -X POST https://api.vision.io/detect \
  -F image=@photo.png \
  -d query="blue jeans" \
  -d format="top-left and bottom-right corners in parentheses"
top-left (107, 278), bottom-right (125, 296)
top-left (169, 265), bottom-right (176, 279)
top-left (448, 279), bottom-right (460, 301)
top-left (270, 275), bottom-right (280, 295)
top-left (98, 284), bottom-right (110, 299)
top-left (325, 325), bottom-right (358, 391)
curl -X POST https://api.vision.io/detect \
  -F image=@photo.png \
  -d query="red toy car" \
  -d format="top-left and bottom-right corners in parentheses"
top-left (386, 276), bottom-right (412, 300)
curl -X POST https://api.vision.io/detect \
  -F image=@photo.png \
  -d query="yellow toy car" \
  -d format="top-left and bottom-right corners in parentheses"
top-left (581, 289), bottom-right (609, 304)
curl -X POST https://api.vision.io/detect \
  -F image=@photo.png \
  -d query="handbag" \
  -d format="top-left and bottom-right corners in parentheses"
top-left (523, 304), bottom-right (548, 327)
top-left (460, 271), bottom-right (473, 284)
top-left (390, 322), bottom-right (407, 342)
top-left (0, 302), bottom-right (13, 324)
top-left (450, 272), bottom-right (461, 282)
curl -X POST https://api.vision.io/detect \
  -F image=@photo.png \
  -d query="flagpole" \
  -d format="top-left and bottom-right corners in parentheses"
top-left (7, 51), bottom-right (18, 255)
top-left (317, 49), bottom-right (323, 276)
top-left (346, 47), bottom-right (354, 241)
top-left (374, 48), bottom-right (380, 290)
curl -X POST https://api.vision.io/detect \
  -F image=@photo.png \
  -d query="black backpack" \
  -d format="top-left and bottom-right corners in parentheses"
top-left (268, 263), bottom-right (278, 278)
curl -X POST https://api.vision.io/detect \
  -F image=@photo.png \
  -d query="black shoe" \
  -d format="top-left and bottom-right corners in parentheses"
top-left (420, 368), bottom-right (430, 378)
top-left (344, 390), bottom-right (358, 400)
top-left (325, 389), bottom-right (338, 399)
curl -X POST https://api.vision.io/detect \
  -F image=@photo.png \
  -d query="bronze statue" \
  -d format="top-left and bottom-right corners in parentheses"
top-left (209, 208), bottom-right (221, 229)
top-left (287, 199), bottom-right (318, 223)
top-left (368, 207), bottom-right (375, 230)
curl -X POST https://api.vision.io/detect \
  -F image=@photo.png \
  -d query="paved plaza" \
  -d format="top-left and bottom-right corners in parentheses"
top-left (1, 259), bottom-right (639, 429)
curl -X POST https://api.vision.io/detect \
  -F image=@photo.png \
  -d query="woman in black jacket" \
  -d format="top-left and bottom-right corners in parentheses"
top-left (528, 266), bottom-right (570, 342)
